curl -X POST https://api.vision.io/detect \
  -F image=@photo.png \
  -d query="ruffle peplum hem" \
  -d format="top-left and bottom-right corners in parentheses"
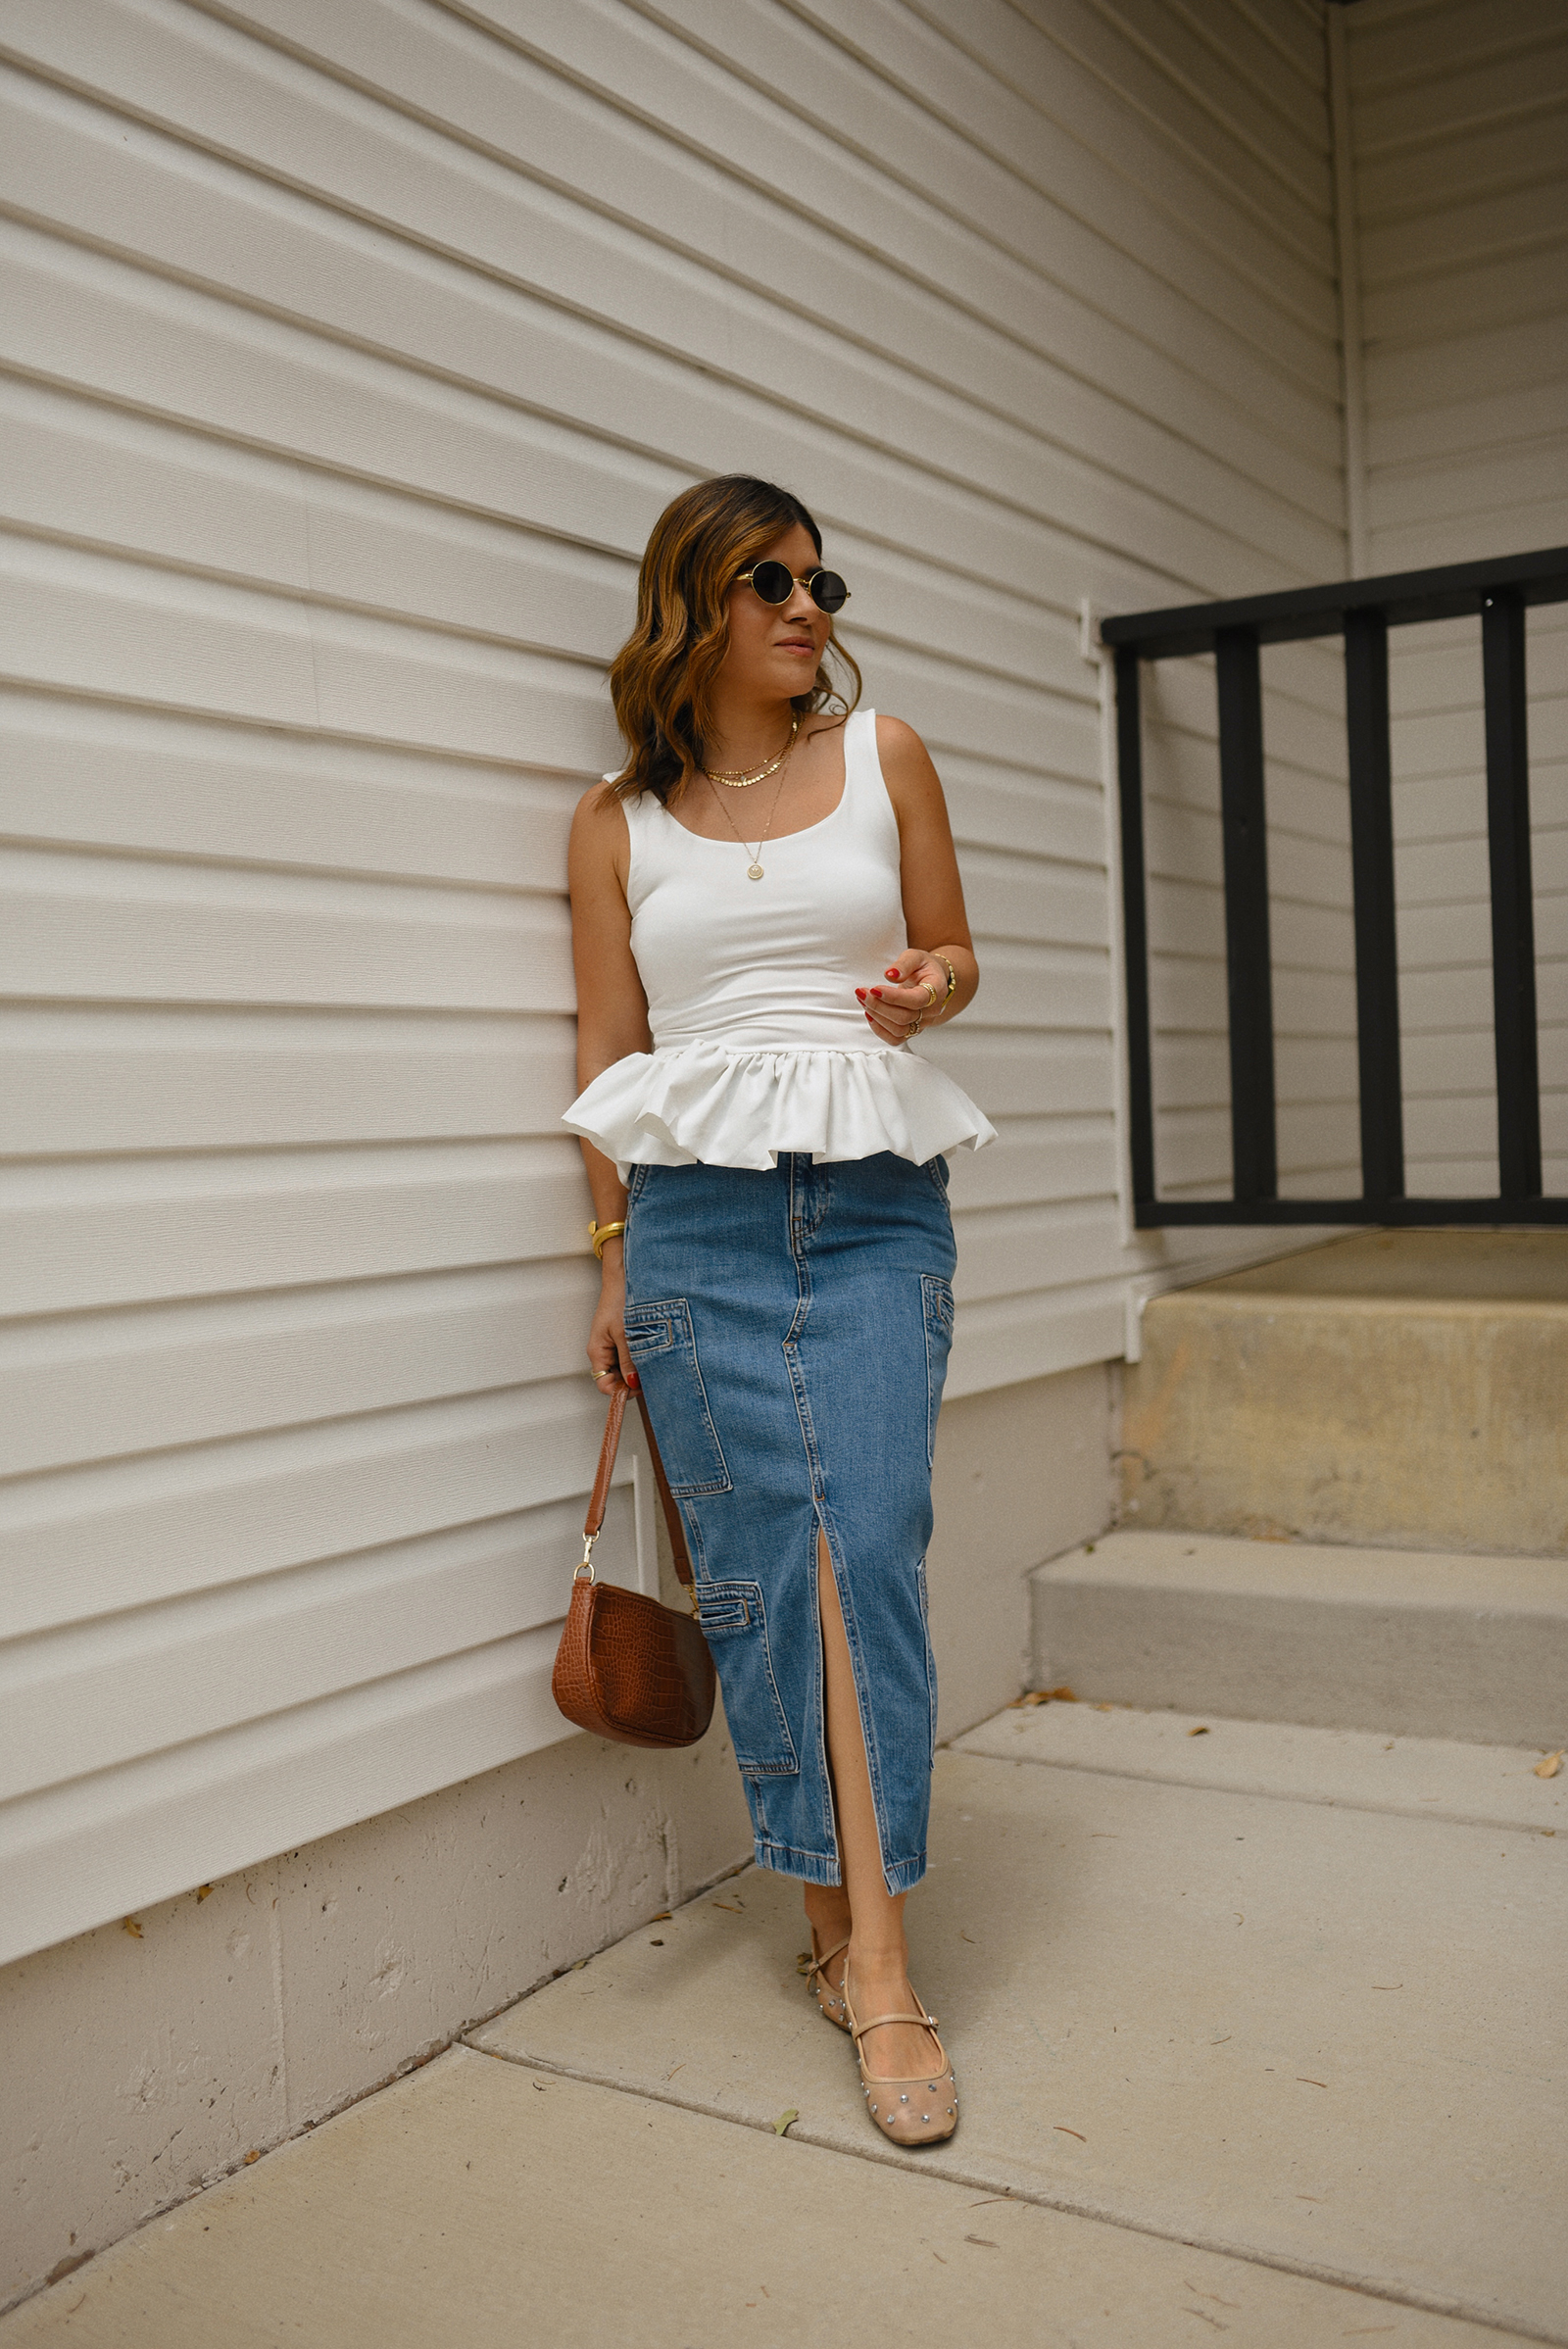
top-left (564, 1040), bottom-right (997, 1178)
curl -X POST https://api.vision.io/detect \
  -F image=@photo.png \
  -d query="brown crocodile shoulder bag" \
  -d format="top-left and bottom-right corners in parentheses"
top-left (551, 1380), bottom-right (716, 1749)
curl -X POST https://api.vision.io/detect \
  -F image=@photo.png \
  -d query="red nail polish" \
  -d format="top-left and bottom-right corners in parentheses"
top-left (885, 968), bottom-right (900, 980)
top-left (870, 988), bottom-right (882, 999)
top-left (856, 988), bottom-right (866, 1001)
top-left (625, 1367), bottom-right (640, 1390)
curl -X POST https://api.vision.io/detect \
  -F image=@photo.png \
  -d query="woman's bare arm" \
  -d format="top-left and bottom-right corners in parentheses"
top-left (863, 714), bottom-right (978, 1041)
top-left (566, 784), bottom-right (650, 1384)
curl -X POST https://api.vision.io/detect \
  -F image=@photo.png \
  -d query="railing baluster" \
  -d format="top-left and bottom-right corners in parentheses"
top-left (1114, 648), bottom-right (1156, 1211)
top-left (1215, 627), bottom-right (1277, 1205)
top-left (1482, 590), bottom-right (1542, 1202)
top-left (1344, 609), bottom-right (1404, 1203)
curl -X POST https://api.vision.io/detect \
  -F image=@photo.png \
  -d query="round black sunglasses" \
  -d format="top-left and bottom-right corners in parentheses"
top-left (737, 559), bottom-right (851, 614)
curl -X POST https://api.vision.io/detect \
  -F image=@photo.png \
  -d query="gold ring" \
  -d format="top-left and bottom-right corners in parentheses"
top-left (908, 1016), bottom-right (923, 1037)
top-left (922, 981), bottom-right (940, 1008)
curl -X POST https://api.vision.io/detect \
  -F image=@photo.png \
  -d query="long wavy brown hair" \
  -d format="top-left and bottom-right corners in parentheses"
top-left (607, 475), bottom-right (860, 805)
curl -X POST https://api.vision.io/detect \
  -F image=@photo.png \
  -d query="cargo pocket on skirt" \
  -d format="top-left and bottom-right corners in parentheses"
top-left (621, 1297), bottom-right (731, 1496)
top-left (694, 1580), bottom-right (798, 1777)
top-left (921, 1274), bottom-right (955, 1468)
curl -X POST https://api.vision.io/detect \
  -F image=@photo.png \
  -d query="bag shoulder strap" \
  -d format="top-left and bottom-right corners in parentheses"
top-left (582, 1382), bottom-right (694, 1589)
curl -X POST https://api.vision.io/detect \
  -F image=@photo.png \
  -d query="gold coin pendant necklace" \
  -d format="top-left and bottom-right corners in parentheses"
top-left (703, 725), bottom-right (797, 880)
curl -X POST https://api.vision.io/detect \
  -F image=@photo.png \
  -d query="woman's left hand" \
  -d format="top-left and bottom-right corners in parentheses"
top-left (857, 949), bottom-right (949, 1044)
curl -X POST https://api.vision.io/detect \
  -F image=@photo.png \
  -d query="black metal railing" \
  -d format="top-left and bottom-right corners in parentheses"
top-left (1102, 544), bottom-right (1568, 1227)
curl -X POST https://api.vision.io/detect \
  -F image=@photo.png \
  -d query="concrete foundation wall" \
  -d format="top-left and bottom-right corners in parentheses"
top-left (2, 1366), bottom-right (1112, 2309)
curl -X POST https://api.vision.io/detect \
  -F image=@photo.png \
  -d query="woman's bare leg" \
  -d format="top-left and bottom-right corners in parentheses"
top-left (804, 1529), bottom-right (942, 2079)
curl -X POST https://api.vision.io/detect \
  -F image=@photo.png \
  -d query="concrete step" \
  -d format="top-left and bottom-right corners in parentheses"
top-left (1120, 1230), bottom-right (1568, 1555)
top-left (1029, 1528), bottom-right (1568, 1747)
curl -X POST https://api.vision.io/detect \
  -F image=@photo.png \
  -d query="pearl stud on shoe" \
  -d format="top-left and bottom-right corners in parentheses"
top-left (842, 1965), bottom-right (957, 2147)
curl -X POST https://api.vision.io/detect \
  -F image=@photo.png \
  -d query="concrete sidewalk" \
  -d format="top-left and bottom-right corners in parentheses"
top-left (4, 1705), bottom-right (1563, 2348)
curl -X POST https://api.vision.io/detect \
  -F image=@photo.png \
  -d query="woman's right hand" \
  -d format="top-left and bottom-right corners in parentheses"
top-left (587, 1248), bottom-right (635, 1390)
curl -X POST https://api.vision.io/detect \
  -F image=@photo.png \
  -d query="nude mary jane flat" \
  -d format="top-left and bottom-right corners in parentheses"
top-left (843, 1965), bottom-right (958, 2146)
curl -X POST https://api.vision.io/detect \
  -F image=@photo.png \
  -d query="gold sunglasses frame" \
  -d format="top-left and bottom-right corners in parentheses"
top-left (735, 563), bottom-right (851, 614)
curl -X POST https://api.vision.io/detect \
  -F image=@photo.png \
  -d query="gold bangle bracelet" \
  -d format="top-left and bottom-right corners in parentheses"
top-left (934, 952), bottom-right (957, 1006)
top-left (589, 1219), bottom-right (626, 1260)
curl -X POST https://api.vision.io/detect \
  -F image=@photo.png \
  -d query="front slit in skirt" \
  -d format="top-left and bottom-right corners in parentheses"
top-left (622, 1150), bottom-right (956, 1893)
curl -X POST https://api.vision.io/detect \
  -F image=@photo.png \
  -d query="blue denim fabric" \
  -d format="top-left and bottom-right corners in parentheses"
top-left (623, 1150), bottom-right (956, 1893)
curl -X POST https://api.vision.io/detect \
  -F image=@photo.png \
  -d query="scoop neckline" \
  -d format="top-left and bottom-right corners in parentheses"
top-left (658, 776), bottom-right (849, 851)
top-left (650, 710), bottom-right (866, 851)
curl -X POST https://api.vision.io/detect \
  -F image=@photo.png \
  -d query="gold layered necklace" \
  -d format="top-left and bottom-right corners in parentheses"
top-left (703, 734), bottom-right (796, 881)
top-left (702, 712), bottom-right (800, 789)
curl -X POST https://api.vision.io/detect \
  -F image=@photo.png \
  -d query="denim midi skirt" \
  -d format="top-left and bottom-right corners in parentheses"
top-left (622, 1150), bottom-right (956, 1894)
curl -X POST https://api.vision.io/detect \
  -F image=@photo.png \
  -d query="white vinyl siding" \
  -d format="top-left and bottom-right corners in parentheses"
top-left (1, 0), bottom-right (1349, 1965)
top-left (1346, 0), bottom-right (1568, 1196)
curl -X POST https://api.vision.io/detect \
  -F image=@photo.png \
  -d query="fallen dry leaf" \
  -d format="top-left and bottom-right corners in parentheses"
top-left (195, 1885), bottom-right (213, 1902)
top-left (1054, 2125), bottom-right (1087, 2141)
top-left (1095, 1701), bottom-right (1114, 1711)
top-left (964, 2234), bottom-right (1000, 2249)
top-left (1187, 1725), bottom-right (1210, 1737)
top-left (1534, 1750), bottom-right (1563, 1779)
top-left (242, 2148), bottom-right (262, 2165)
top-left (1297, 2078), bottom-right (1329, 2088)
top-left (711, 1901), bottom-right (744, 1914)
top-left (651, 1911), bottom-right (671, 1921)
top-left (772, 2107), bottom-right (799, 2135)
top-left (1009, 1685), bottom-right (1078, 1707)
top-left (121, 1917), bottom-right (142, 1938)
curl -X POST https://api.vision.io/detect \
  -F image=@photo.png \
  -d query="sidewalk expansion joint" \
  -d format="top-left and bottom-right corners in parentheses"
top-left (458, 2036), bottom-right (1567, 2346)
top-left (956, 1745), bottom-right (1562, 1835)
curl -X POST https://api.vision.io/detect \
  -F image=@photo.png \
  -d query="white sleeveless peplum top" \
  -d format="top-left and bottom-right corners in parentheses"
top-left (563, 709), bottom-right (997, 1177)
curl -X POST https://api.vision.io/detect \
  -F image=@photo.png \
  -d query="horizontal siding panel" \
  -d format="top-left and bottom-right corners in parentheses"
top-left (0, 1490), bottom-right (641, 1806)
top-left (0, 219), bottom-right (1238, 636)
top-left (0, 847), bottom-right (561, 1013)
top-left (0, 541), bottom-right (619, 771)
top-left (0, 69), bottom-right (1304, 594)
top-left (0, 1139), bottom-right (585, 1316)
top-left (948, 1281), bottom-right (1124, 1398)
top-left (0, 1008), bottom-right (570, 1152)
top-left (12, 0), bottom-right (1341, 513)
top-left (230, 0), bottom-right (1346, 490)
top-left (1359, 177), bottom-right (1568, 286)
top-left (1, 697), bottom-right (575, 889)
top-left (0, 1628), bottom-right (570, 1968)
top-left (0, 1262), bottom-right (597, 1479)
top-left (574, 0), bottom-right (1344, 399)
top-left (1348, 0), bottom-right (1566, 84)
top-left (964, 0), bottom-right (1335, 277)
top-left (0, 1383), bottom-right (612, 1639)
top-left (1353, 105), bottom-right (1568, 228)
top-left (919, 1033), bottom-right (1115, 1119)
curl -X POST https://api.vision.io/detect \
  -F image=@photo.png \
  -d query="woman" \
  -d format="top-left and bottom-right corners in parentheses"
top-left (564, 475), bottom-right (994, 2146)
